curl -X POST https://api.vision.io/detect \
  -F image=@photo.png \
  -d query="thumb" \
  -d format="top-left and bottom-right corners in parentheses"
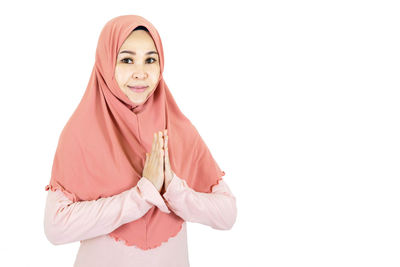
top-left (165, 148), bottom-right (170, 164)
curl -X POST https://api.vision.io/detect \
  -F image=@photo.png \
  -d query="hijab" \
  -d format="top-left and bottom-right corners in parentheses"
top-left (44, 14), bottom-right (225, 250)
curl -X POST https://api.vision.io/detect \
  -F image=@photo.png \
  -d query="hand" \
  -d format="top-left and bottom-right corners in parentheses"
top-left (163, 129), bottom-right (174, 190)
top-left (142, 131), bottom-right (164, 192)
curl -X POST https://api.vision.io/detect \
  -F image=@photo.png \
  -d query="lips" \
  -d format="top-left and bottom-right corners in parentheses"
top-left (128, 85), bottom-right (148, 93)
top-left (128, 85), bottom-right (148, 89)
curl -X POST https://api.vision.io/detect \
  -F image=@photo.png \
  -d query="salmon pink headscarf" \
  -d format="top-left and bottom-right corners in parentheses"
top-left (44, 14), bottom-right (225, 250)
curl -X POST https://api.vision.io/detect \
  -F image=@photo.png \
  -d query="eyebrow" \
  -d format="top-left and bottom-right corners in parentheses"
top-left (119, 50), bottom-right (158, 56)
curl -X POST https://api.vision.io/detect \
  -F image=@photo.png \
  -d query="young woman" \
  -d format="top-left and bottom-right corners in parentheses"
top-left (43, 15), bottom-right (237, 267)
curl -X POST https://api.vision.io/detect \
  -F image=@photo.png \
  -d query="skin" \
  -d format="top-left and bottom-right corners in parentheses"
top-left (114, 29), bottom-right (161, 105)
top-left (163, 130), bottom-right (174, 190)
top-left (143, 130), bottom-right (174, 192)
top-left (114, 30), bottom-right (172, 191)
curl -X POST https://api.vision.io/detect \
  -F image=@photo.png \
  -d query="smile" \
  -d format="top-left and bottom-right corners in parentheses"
top-left (128, 85), bottom-right (148, 92)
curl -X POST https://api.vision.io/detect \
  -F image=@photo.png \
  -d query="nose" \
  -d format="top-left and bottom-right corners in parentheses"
top-left (132, 71), bottom-right (147, 79)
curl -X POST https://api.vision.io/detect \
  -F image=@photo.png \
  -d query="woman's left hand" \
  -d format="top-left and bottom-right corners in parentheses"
top-left (163, 129), bottom-right (174, 190)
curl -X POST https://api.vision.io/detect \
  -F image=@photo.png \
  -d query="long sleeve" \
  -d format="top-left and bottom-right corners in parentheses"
top-left (44, 177), bottom-right (170, 245)
top-left (162, 172), bottom-right (237, 230)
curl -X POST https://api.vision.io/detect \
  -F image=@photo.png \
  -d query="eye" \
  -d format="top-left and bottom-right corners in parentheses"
top-left (121, 57), bottom-right (157, 64)
top-left (147, 57), bottom-right (157, 64)
top-left (121, 58), bottom-right (133, 64)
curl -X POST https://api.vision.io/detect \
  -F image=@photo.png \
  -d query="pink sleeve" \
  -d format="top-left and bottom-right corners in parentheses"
top-left (44, 177), bottom-right (170, 245)
top-left (162, 172), bottom-right (237, 230)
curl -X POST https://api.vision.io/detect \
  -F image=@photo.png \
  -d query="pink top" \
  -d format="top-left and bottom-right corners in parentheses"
top-left (44, 172), bottom-right (237, 267)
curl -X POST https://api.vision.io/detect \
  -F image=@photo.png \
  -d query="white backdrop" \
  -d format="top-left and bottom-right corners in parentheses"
top-left (0, 0), bottom-right (399, 266)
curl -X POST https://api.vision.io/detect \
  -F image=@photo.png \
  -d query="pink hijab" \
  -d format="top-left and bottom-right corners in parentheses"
top-left (44, 15), bottom-right (225, 250)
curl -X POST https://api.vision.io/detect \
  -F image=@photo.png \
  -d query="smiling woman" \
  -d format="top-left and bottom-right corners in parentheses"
top-left (114, 26), bottom-right (161, 105)
top-left (43, 14), bottom-right (236, 267)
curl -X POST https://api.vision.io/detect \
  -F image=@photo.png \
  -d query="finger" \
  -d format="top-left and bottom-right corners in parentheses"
top-left (156, 131), bottom-right (160, 149)
top-left (145, 153), bottom-right (151, 172)
top-left (164, 135), bottom-right (168, 161)
top-left (159, 131), bottom-right (164, 149)
top-left (158, 132), bottom-right (164, 155)
top-left (164, 133), bottom-right (168, 151)
top-left (148, 151), bottom-right (154, 166)
top-left (156, 132), bottom-right (162, 158)
top-left (159, 136), bottom-right (163, 157)
top-left (159, 133), bottom-right (165, 169)
top-left (159, 148), bottom-right (164, 168)
top-left (160, 149), bottom-right (164, 171)
top-left (151, 132), bottom-right (157, 154)
top-left (155, 131), bottom-right (160, 151)
top-left (150, 134), bottom-right (156, 163)
top-left (154, 131), bottom-right (161, 154)
top-left (159, 133), bottom-right (164, 159)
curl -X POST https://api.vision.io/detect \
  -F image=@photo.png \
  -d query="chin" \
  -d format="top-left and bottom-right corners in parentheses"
top-left (129, 96), bottom-right (146, 105)
top-left (125, 87), bottom-right (153, 104)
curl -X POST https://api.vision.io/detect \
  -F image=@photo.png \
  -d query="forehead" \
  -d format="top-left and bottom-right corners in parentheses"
top-left (119, 30), bottom-right (157, 52)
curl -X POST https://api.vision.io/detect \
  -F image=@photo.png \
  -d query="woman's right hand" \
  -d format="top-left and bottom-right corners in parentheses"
top-left (142, 131), bottom-right (164, 192)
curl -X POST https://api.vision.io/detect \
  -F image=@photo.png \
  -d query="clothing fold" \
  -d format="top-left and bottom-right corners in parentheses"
top-left (44, 174), bottom-right (236, 247)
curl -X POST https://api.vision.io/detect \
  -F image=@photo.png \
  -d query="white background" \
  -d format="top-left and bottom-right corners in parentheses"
top-left (0, 0), bottom-right (399, 266)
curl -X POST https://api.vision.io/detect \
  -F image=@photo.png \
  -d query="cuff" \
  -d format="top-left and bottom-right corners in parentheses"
top-left (162, 172), bottom-right (186, 201)
top-left (137, 177), bottom-right (170, 214)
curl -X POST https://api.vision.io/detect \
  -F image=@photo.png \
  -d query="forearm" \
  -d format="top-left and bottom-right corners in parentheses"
top-left (44, 177), bottom-right (170, 245)
top-left (163, 173), bottom-right (237, 230)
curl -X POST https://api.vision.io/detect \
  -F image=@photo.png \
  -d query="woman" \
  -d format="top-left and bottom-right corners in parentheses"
top-left (43, 15), bottom-right (237, 267)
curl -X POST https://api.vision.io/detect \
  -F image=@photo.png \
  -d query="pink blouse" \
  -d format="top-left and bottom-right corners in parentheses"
top-left (44, 172), bottom-right (237, 267)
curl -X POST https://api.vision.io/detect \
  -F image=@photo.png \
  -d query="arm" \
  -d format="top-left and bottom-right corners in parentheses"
top-left (44, 177), bottom-right (170, 245)
top-left (162, 173), bottom-right (237, 230)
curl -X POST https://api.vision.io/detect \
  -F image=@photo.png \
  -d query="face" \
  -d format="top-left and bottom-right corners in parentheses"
top-left (115, 30), bottom-right (160, 105)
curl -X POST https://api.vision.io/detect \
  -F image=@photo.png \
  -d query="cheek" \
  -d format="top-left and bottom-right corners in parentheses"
top-left (114, 66), bottom-right (128, 85)
top-left (149, 66), bottom-right (161, 82)
top-left (114, 66), bottom-right (121, 82)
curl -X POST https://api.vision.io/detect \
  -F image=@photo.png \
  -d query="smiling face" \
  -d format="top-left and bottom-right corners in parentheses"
top-left (114, 29), bottom-right (160, 105)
